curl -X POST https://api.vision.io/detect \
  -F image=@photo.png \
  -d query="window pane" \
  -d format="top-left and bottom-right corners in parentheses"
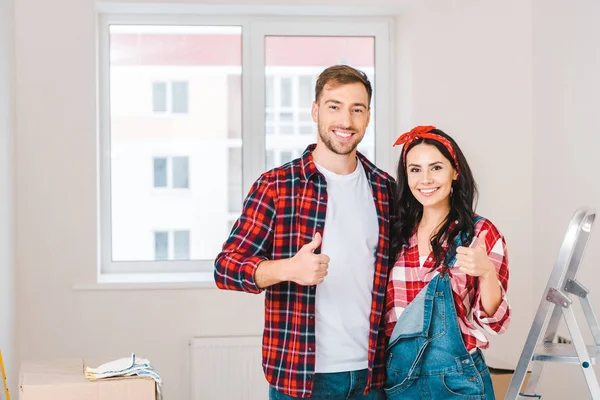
top-left (299, 111), bottom-right (312, 122)
top-left (154, 231), bottom-right (169, 260)
top-left (110, 25), bottom-right (242, 262)
top-left (280, 77), bottom-right (292, 107)
top-left (173, 230), bottom-right (190, 260)
top-left (226, 219), bottom-right (236, 234)
top-left (279, 112), bottom-right (293, 122)
top-left (172, 156), bottom-right (189, 189)
top-left (228, 147), bottom-right (242, 213)
top-left (299, 76), bottom-right (313, 107)
top-left (265, 37), bottom-right (375, 158)
top-left (266, 76), bottom-right (274, 108)
top-left (228, 75), bottom-right (242, 139)
top-left (266, 150), bottom-right (275, 170)
top-left (280, 125), bottom-right (294, 135)
top-left (171, 81), bottom-right (189, 114)
top-left (280, 150), bottom-right (293, 164)
top-left (299, 125), bottom-right (313, 135)
top-left (152, 82), bottom-right (167, 112)
top-left (153, 157), bottom-right (167, 188)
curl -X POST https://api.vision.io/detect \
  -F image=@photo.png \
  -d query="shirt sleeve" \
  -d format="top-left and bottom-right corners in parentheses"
top-left (214, 173), bottom-right (276, 294)
top-left (473, 228), bottom-right (511, 335)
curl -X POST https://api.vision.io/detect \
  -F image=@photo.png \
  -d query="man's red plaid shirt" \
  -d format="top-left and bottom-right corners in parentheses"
top-left (215, 145), bottom-right (396, 398)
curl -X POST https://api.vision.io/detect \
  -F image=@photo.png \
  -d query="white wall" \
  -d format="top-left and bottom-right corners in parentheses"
top-left (0, 0), bottom-right (15, 394)
top-left (532, 0), bottom-right (600, 398)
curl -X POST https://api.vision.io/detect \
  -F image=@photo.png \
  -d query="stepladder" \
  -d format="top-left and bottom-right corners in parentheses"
top-left (507, 207), bottom-right (600, 399)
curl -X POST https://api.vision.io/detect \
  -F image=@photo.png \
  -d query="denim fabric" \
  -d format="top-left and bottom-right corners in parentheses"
top-left (269, 369), bottom-right (385, 399)
top-left (384, 272), bottom-right (495, 399)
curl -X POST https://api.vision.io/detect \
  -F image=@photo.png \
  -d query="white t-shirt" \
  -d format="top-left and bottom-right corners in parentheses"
top-left (313, 159), bottom-right (380, 373)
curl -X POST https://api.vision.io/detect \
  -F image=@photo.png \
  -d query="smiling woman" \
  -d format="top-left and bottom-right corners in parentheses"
top-left (385, 126), bottom-right (510, 400)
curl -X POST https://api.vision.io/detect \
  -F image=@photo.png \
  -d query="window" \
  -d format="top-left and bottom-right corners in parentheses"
top-left (172, 156), bottom-right (189, 188)
top-left (152, 81), bottom-right (189, 114)
top-left (154, 230), bottom-right (190, 260)
top-left (153, 157), bottom-right (168, 187)
top-left (171, 81), bottom-right (189, 113)
top-left (152, 156), bottom-right (189, 189)
top-left (153, 231), bottom-right (169, 260)
top-left (152, 82), bottom-right (168, 113)
top-left (265, 75), bottom-right (316, 137)
top-left (99, 16), bottom-right (391, 281)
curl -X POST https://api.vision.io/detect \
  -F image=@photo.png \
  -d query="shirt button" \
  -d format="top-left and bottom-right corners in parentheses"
top-left (462, 359), bottom-right (470, 364)
top-left (308, 347), bottom-right (314, 352)
top-left (317, 224), bottom-right (322, 228)
top-left (309, 315), bottom-right (314, 320)
top-left (320, 196), bottom-right (325, 201)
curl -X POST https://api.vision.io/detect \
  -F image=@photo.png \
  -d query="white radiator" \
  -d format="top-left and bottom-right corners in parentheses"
top-left (190, 336), bottom-right (268, 400)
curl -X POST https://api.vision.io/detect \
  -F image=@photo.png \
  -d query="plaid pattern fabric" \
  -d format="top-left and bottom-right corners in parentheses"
top-left (215, 144), bottom-right (395, 398)
top-left (385, 216), bottom-right (511, 351)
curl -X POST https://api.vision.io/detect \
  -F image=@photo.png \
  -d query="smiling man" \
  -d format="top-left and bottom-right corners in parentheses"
top-left (215, 65), bottom-right (395, 400)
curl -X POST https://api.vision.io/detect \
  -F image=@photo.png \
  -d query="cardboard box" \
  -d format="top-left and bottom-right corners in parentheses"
top-left (19, 359), bottom-right (156, 400)
top-left (490, 367), bottom-right (531, 399)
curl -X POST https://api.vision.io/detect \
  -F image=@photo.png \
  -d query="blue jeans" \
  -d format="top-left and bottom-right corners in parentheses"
top-left (269, 369), bottom-right (385, 399)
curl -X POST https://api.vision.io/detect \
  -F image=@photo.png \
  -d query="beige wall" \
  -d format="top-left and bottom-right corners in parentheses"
top-left (0, 0), bottom-right (15, 393)
top-left (532, 0), bottom-right (600, 398)
top-left (14, 0), bottom-right (599, 399)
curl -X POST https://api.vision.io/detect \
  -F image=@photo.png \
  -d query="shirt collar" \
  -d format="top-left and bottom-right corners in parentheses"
top-left (300, 143), bottom-right (386, 181)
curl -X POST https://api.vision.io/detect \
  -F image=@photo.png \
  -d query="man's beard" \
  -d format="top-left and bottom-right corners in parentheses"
top-left (317, 121), bottom-right (363, 156)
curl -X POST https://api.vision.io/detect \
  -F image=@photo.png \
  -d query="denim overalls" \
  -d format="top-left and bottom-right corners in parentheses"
top-left (385, 219), bottom-right (495, 399)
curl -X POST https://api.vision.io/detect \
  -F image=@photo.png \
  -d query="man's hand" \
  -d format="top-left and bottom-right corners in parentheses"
top-left (288, 232), bottom-right (330, 285)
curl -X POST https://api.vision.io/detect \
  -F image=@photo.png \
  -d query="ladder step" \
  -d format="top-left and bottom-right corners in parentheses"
top-left (532, 342), bottom-right (600, 363)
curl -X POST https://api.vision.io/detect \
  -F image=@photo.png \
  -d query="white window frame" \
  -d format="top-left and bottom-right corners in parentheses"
top-left (98, 13), bottom-right (393, 283)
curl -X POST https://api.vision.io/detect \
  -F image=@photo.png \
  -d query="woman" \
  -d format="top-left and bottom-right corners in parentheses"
top-left (384, 126), bottom-right (510, 399)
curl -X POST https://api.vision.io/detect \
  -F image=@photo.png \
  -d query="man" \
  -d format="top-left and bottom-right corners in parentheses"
top-left (214, 65), bottom-right (395, 399)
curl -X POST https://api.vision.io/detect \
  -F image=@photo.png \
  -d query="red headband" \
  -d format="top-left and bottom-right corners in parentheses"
top-left (393, 125), bottom-right (461, 175)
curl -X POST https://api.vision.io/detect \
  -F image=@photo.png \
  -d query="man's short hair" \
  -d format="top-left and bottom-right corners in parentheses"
top-left (314, 65), bottom-right (372, 107)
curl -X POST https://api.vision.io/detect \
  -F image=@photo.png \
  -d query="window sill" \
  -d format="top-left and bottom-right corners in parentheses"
top-left (73, 272), bottom-right (217, 291)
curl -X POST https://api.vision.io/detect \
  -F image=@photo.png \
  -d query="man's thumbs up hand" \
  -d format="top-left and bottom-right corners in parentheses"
top-left (287, 233), bottom-right (330, 286)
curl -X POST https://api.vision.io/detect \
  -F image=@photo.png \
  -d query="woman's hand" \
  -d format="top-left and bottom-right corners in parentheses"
top-left (455, 231), bottom-right (496, 280)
